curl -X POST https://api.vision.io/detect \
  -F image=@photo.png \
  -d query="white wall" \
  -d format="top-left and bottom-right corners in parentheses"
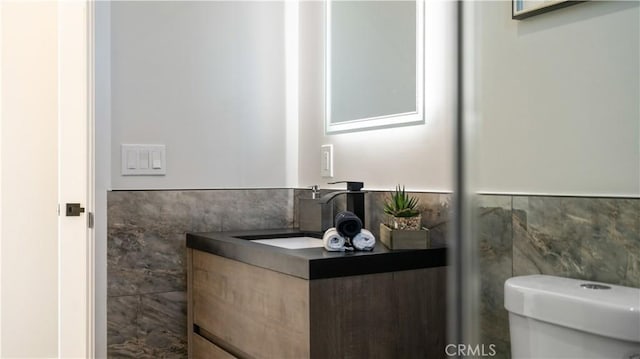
top-left (110, 1), bottom-right (288, 189)
top-left (475, 1), bottom-right (640, 197)
top-left (108, 0), bottom-right (639, 196)
top-left (298, 1), bottom-right (456, 192)
top-left (1, 2), bottom-right (59, 356)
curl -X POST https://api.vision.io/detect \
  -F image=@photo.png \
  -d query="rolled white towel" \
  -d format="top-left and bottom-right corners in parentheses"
top-left (323, 227), bottom-right (346, 252)
top-left (352, 229), bottom-right (376, 251)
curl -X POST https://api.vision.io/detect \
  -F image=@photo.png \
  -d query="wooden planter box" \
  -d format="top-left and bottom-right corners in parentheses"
top-left (379, 223), bottom-right (430, 250)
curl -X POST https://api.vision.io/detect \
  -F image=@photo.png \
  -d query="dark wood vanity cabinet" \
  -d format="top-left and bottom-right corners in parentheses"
top-left (187, 248), bottom-right (446, 358)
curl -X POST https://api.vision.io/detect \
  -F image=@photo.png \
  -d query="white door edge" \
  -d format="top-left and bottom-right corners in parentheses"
top-left (87, 1), bottom-right (96, 356)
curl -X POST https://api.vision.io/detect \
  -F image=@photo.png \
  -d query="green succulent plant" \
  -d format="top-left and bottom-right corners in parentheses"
top-left (384, 185), bottom-right (420, 218)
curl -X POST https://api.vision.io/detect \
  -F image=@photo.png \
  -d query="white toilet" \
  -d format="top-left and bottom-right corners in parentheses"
top-left (505, 275), bottom-right (640, 359)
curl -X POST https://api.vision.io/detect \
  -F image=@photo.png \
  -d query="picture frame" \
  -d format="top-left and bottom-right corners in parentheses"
top-left (512, 0), bottom-right (585, 20)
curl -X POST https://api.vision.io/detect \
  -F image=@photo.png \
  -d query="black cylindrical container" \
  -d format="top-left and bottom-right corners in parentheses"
top-left (334, 211), bottom-right (362, 238)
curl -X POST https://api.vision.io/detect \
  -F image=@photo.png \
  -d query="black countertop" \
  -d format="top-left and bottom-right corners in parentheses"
top-left (186, 228), bottom-right (447, 280)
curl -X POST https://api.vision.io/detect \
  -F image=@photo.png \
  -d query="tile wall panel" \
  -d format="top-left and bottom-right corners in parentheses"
top-left (107, 189), bottom-right (294, 357)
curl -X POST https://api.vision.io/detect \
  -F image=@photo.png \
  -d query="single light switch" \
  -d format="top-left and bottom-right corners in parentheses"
top-left (126, 150), bottom-right (137, 169)
top-left (321, 144), bottom-right (333, 178)
top-left (139, 150), bottom-right (150, 169)
top-left (152, 151), bottom-right (162, 169)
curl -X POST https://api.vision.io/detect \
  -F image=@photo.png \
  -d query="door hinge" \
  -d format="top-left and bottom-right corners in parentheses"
top-left (87, 212), bottom-right (94, 229)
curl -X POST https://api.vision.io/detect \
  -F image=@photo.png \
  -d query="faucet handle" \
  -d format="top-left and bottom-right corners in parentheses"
top-left (327, 181), bottom-right (364, 191)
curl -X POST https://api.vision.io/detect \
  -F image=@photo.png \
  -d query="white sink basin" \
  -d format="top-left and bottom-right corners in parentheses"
top-left (251, 236), bottom-right (324, 249)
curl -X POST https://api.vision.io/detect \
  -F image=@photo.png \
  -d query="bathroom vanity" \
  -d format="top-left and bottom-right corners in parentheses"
top-left (186, 229), bottom-right (447, 359)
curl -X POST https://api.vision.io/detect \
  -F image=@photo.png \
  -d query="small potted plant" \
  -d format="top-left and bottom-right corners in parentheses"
top-left (384, 185), bottom-right (421, 230)
top-left (380, 185), bottom-right (430, 249)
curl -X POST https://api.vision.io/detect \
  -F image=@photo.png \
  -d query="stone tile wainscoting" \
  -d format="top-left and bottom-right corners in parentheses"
top-left (107, 189), bottom-right (294, 358)
top-left (477, 194), bottom-right (640, 359)
top-left (108, 188), bottom-right (450, 357)
top-left (108, 189), bottom-right (638, 358)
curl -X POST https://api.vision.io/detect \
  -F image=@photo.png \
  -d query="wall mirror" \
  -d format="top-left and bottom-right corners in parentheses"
top-left (325, 0), bottom-right (424, 134)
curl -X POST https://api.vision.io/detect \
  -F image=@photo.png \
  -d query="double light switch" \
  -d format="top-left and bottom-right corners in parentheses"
top-left (121, 144), bottom-right (166, 175)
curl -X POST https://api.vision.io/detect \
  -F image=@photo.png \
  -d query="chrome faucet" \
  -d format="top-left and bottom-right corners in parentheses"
top-left (319, 181), bottom-right (366, 227)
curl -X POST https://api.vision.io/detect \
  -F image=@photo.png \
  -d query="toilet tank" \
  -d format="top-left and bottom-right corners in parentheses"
top-left (504, 275), bottom-right (640, 359)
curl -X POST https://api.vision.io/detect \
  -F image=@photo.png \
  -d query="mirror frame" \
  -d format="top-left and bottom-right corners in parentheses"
top-left (325, 0), bottom-right (425, 134)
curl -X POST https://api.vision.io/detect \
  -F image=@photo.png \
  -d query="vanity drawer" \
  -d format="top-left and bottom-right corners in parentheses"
top-left (191, 251), bottom-right (310, 358)
top-left (192, 333), bottom-right (236, 359)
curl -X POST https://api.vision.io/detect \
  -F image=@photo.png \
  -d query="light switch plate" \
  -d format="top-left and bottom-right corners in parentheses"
top-left (321, 144), bottom-right (333, 178)
top-left (121, 144), bottom-right (166, 176)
